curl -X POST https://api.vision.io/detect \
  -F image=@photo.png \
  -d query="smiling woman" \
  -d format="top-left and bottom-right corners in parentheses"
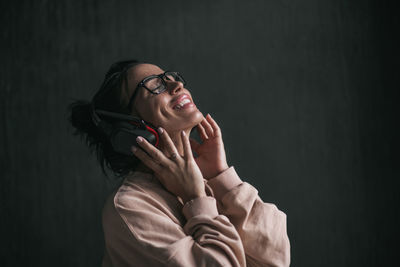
top-left (69, 60), bottom-right (291, 267)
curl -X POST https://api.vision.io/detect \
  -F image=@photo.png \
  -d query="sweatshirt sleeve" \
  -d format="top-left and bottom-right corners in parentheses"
top-left (113, 190), bottom-right (246, 267)
top-left (207, 167), bottom-right (291, 267)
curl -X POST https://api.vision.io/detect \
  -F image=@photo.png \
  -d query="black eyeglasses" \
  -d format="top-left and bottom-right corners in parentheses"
top-left (128, 71), bottom-right (186, 109)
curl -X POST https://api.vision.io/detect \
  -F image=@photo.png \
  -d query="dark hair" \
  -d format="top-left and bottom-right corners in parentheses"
top-left (69, 59), bottom-right (144, 177)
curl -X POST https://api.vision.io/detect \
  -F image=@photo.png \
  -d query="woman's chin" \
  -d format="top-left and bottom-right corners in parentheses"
top-left (186, 107), bottom-right (204, 126)
top-left (166, 108), bottom-right (203, 133)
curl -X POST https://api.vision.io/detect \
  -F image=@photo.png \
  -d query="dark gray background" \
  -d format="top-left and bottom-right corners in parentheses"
top-left (1, 0), bottom-right (398, 266)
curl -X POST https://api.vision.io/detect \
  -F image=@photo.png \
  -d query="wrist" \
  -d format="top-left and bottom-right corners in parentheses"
top-left (205, 164), bottom-right (229, 180)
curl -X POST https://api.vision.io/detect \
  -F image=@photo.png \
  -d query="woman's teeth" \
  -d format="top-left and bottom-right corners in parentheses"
top-left (174, 98), bottom-right (191, 109)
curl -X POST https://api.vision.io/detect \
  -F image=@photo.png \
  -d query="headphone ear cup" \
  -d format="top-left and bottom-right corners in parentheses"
top-left (110, 121), bottom-right (158, 156)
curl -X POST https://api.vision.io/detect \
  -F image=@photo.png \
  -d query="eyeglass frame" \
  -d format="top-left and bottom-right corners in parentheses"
top-left (127, 71), bottom-right (186, 111)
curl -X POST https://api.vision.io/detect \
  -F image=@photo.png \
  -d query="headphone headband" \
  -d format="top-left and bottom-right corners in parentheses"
top-left (95, 109), bottom-right (144, 124)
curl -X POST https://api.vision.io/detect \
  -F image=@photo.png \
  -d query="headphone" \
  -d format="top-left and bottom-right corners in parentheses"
top-left (90, 62), bottom-right (160, 156)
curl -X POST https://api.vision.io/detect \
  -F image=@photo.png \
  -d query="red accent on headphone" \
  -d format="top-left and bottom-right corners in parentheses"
top-left (145, 125), bottom-right (160, 147)
top-left (128, 120), bottom-right (159, 147)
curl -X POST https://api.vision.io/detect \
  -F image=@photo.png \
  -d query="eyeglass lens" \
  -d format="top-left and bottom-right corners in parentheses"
top-left (144, 72), bottom-right (185, 93)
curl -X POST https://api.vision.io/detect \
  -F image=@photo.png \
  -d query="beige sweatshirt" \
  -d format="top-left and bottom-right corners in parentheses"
top-left (101, 167), bottom-right (290, 267)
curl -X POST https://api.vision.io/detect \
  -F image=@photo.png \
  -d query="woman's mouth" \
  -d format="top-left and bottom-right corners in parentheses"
top-left (172, 94), bottom-right (194, 110)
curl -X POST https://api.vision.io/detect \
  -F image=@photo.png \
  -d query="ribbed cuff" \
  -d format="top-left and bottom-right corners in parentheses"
top-left (206, 167), bottom-right (243, 201)
top-left (182, 196), bottom-right (219, 220)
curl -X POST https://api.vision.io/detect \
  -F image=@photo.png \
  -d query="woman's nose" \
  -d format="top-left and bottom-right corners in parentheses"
top-left (167, 80), bottom-right (183, 94)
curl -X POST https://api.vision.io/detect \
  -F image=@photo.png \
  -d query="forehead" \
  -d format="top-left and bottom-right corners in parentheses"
top-left (127, 63), bottom-right (164, 87)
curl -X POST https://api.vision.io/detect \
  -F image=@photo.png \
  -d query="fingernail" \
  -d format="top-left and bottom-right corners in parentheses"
top-left (181, 131), bottom-right (186, 136)
top-left (131, 146), bottom-right (137, 153)
top-left (158, 127), bottom-right (163, 134)
top-left (136, 136), bottom-right (143, 142)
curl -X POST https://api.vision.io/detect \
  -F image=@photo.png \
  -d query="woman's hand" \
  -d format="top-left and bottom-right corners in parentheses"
top-left (190, 114), bottom-right (229, 180)
top-left (132, 129), bottom-right (206, 204)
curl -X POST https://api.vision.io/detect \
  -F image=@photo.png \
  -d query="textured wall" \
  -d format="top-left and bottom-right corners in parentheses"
top-left (1, 0), bottom-right (398, 266)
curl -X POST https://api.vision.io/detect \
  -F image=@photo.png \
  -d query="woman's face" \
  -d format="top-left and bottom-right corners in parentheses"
top-left (127, 63), bottom-right (203, 133)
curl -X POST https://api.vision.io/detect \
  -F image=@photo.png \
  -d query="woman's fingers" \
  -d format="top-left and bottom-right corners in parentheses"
top-left (206, 114), bottom-right (221, 137)
top-left (135, 136), bottom-right (169, 166)
top-left (181, 131), bottom-right (193, 161)
top-left (196, 122), bottom-right (208, 140)
top-left (201, 115), bottom-right (214, 137)
top-left (158, 127), bottom-right (179, 158)
top-left (131, 145), bottom-right (161, 172)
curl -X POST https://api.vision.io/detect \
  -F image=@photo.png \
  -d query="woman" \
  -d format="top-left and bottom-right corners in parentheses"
top-left (70, 60), bottom-right (290, 267)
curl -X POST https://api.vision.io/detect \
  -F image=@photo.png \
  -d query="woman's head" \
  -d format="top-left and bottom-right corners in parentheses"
top-left (125, 63), bottom-right (203, 133)
top-left (69, 60), bottom-right (202, 177)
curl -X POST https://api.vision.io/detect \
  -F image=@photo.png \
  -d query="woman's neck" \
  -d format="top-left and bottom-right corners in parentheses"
top-left (168, 130), bottom-right (185, 156)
